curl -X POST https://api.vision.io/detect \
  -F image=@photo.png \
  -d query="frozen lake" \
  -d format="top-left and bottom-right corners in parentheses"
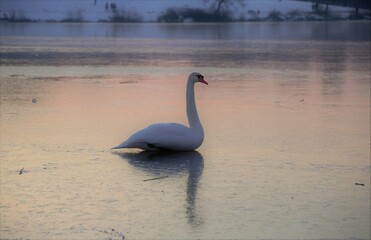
top-left (0, 22), bottom-right (370, 239)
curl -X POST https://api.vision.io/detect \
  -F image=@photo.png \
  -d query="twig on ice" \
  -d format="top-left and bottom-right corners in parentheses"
top-left (143, 176), bottom-right (168, 182)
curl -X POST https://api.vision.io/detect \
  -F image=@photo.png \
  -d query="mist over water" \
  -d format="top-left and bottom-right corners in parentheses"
top-left (0, 21), bottom-right (370, 239)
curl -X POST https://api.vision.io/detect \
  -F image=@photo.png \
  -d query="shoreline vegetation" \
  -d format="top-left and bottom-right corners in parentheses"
top-left (1, 6), bottom-right (370, 23)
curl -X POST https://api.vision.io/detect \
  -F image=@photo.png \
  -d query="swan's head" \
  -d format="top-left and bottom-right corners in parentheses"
top-left (189, 72), bottom-right (208, 85)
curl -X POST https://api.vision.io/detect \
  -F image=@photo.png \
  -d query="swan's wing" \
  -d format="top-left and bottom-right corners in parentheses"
top-left (124, 123), bottom-right (192, 150)
top-left (146, 123), bottom-right (188, 137)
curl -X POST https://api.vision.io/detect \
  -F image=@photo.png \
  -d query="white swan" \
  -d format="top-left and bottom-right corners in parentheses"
top-left (112, 72), bottom-right (208, 151)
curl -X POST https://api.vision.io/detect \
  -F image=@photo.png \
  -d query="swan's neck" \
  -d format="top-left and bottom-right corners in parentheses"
top-left (186, 80), bottom-right (203, 131)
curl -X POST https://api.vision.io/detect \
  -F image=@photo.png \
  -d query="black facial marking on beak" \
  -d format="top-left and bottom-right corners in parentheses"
top-left (196, 74), bottom-right (204, 81)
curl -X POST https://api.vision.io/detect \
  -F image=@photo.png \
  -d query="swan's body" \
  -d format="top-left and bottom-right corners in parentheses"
top-left (113, 72), bottom-right (208, 151)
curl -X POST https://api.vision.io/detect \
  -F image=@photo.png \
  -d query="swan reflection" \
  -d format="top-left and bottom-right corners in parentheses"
top-left (114, 150), bottom-right (204, 227)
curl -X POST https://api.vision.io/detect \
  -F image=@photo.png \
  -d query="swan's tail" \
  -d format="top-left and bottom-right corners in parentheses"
top-left (111, 141), bottom-right (129, 150)
top-left (111, 140), bottom-right (145, 150)
top-left (111, 146), bottom-right (122, 150)
top-left (111, 141), bottom-right (155, 151)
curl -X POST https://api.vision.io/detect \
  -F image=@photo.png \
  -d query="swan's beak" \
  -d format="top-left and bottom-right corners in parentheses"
top-left (199, 79), bottom-right (208, 85)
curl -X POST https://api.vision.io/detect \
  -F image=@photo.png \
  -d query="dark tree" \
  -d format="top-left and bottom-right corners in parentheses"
top-left (204, 0), bottom-right (245, 15)
top-left (110, 3), bottom-right (117, 12)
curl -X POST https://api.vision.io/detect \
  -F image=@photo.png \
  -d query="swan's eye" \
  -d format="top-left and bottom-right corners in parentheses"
top-left (196, 74), bottom-right (204, 81)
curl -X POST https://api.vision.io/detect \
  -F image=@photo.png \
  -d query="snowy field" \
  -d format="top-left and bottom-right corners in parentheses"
top-left (0, 0), bottom-right (362, 22)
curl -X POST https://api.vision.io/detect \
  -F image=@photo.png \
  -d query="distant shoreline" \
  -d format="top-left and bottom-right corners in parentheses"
top-left (1, 9), bottom-right (370, 23)
top-left (1, 17), bottom-right (371, 24)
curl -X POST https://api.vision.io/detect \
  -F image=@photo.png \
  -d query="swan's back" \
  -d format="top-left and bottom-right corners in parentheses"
top-left (114, 123), bottom-right (203, 151)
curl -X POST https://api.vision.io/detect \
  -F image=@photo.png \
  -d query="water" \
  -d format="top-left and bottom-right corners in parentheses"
top-left (1, 22), bottom-right (370, 239)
